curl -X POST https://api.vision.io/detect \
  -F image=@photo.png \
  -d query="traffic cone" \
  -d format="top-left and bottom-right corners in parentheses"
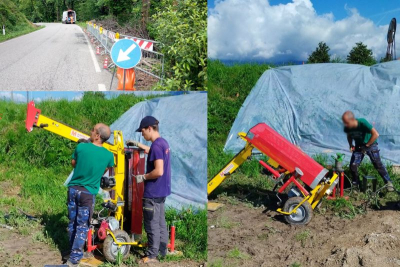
top-left (103, 57), bottom-right (108, 69)
top-left (96, 46), bottom-right (100, 55)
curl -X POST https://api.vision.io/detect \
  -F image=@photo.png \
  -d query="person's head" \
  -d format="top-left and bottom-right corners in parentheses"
top-left (136, 116), bottom-right (159, 142)
top-left (90, 123), bottom-right (111, 144)
top-left (342, 111), bottom-right (357, 128)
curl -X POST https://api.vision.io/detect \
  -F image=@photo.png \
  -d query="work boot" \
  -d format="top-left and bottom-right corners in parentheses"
top-left (387, 181), bottom-right (395, 192)
top-left (352, 180), bottom-right (361, 191)
top-left (139, 256), bottom-right (159, 264)
top-left (66, 260), bottom-right (79, 267)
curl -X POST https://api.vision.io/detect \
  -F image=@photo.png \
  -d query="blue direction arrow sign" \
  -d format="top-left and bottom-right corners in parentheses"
top-left (110, 39), bottom-right (142, 69)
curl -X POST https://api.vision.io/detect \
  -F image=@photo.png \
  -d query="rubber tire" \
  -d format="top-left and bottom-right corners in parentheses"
top-left (103, 230), bottom-right (131, 263)
top-left (283, 197), bottom-right (313, 225)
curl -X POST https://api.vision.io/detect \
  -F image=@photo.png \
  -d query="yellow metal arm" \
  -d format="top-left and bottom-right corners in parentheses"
top-left (26, 101), bottom-right (126, 223)
top-left (207, 141), bottom-right (254, 195)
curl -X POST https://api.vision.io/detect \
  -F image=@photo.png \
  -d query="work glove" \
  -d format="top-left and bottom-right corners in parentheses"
top-left (350, 146), bottom-right (355, 152)
top-left (126, 139), bottom-right (139, 147)
top-left (135, 175), bottom-right (146, 184)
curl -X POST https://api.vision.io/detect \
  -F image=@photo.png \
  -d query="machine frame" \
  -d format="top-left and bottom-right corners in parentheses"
top-left (25, 101), bottom-right (175, 262)
top-left (208, 124), bottom-right (338, 225)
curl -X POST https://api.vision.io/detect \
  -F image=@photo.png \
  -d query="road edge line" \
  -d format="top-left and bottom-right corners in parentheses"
top-left (79, 27), bottom-right (101, 73)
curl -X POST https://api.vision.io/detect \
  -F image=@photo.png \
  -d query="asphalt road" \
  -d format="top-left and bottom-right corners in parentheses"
top-left (0, 23), bottom-right (115, 91)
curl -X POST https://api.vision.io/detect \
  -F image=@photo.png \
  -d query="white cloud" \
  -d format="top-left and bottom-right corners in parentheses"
top-left (208, 0), bottom-right (393, 62)
top-left (0, 92), bottom-right (27, 102)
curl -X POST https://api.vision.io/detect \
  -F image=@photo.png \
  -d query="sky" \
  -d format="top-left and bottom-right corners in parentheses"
top-left (208, 0), bottom-right (400, 63)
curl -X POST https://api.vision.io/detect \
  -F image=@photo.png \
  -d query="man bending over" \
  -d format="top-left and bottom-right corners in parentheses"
top-left (342, 111), bottom-right (393, 191)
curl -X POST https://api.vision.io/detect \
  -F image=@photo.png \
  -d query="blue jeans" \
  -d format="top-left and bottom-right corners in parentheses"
top-left (350, 143), bottom-right (392, 184)
top-left (67, 187), bottom-right (95, 264)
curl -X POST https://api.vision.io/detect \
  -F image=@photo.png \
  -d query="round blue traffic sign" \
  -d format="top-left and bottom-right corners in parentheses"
top-left (110, 39), bottom-right (142, 69)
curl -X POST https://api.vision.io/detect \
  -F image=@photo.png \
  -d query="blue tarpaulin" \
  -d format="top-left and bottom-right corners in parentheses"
top-left (110, 93), bottom-right (207, 209)
top-left (225, 61), bottom-right (400, 164)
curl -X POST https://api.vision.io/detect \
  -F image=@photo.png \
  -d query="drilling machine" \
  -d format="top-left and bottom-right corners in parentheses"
top-left (208, 123), bottom-right (338, 225)
top-left (25, 101), bottom-right (176, 263)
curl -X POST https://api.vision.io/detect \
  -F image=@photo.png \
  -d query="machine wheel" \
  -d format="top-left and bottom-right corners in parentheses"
top-left (103, 230), bottom-right (131, 263)
top-left (283, 197), bottom-right (313, 225)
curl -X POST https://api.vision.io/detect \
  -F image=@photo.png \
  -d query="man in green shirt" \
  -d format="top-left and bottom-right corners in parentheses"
top-left (66, 123), bottom-right (114, 267)
top-left (342, 111), bottom-right (393, 191)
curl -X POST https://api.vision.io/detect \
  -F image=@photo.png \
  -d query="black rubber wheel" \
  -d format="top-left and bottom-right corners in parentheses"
top-left (283, 197), bottom-right (313, 225)
top-left (103, 230), bottom-right (131, 263)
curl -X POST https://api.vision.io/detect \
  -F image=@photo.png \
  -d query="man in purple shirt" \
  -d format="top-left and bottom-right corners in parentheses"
top-left (126, 116), bottom-right (171, 264)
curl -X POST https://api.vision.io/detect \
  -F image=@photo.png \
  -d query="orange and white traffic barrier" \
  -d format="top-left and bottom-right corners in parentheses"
top-left (103, 57), bottom-right (108, 69)
top-left (96, 46), bottom-right (100, 55)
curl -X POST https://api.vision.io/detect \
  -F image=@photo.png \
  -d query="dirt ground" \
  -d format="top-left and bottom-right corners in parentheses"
top-left (0, 227), bottom-right (200, 267)
top-left (208, 200), bottom-right (400, 267)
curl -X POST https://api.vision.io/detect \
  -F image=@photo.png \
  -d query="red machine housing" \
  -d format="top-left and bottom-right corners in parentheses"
top-left (124, 148), bottom-right (145, 235)
top-left (246, 123), bottom-right (328, 189)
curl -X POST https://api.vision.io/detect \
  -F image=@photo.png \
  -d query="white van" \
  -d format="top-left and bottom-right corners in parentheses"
top-left (62, 10), bottom-right (76, 24)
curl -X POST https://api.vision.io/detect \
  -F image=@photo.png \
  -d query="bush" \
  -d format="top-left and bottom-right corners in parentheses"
top-left (149, 0), bottom-right (207, 91)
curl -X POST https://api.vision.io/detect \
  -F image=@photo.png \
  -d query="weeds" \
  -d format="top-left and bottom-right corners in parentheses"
top-left (295, 229), bottom-right (310, 247)
top-left (226, 247), bottom-right (251, 260)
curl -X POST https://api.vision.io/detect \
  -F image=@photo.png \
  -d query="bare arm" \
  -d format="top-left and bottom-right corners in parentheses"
top-left (71, 159), bottom-right (76, 168)
top-left (144, 159), bottom-right (164, 180)
top-left (136, 142), bottom-right (151, 154)
top-left (347, 134), bottom-right (353, 148)
top-left (366, 128), bottom-right (379, 147)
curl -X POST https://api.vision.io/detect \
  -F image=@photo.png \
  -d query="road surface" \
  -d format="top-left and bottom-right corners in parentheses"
top-left (0, 23), bottom-right (116, 91)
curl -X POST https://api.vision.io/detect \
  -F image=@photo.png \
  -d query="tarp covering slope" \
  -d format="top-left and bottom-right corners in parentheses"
top-left (110, 93), bottom-right (207, 209)
top-left (225, 61), bottom-right (400, 164)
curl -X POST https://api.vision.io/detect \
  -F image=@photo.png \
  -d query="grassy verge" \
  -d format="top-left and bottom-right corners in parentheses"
top-left (0, 24), bottom-right (44, 43)
top-left (0, 92), bottom-right (206, 263)
top-left (208, 60), bottom-right (400, 215)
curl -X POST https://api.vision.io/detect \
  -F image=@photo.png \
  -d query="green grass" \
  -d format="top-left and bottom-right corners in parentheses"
top-left (208, 60), bottom-right (272, 190)
top-left (295, 229), bottom-right (310, 247)
top-left (226, 247), bottom-right (251, 260)
top-left (0, 92), bottom-right (206, 262)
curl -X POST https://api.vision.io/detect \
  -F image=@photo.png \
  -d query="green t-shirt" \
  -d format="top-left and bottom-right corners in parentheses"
top-left (344, 118), bottom-right (376, 147)
top-left (68, 143), bottom-right (114, 195)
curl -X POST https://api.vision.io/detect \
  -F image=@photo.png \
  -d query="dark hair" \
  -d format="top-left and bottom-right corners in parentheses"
top-left (149, 120), bottom-right (159, 132)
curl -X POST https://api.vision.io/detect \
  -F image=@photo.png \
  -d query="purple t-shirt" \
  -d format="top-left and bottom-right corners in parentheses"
top-left (144, 137), bottom-right (171, 198)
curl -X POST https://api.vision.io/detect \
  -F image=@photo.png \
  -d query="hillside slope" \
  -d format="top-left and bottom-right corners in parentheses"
top-left (0, 0), bottom-right (40, 42)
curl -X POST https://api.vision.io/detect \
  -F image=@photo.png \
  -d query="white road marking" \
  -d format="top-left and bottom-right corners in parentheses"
top-left (98, 84), bottom-right (106, 91)
top-left (80, 27), bottom-right (101, 73)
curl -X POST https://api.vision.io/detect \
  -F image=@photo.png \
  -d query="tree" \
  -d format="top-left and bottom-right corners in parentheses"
top-left (347, 42), bottom-right (376, 66)
top-left (308, 42), bottom-right (330, 63)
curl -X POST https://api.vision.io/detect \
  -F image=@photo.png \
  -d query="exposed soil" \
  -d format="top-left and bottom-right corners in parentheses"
top-left (0, 227), bottom-right (201, 267)
top-left (0, 182), bottom-right (200, 267)
top-left (208, 200), bottom-right (400, 267)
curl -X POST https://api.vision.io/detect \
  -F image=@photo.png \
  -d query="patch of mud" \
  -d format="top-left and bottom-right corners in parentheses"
top-left (208, 202), bottom-right (400, 267)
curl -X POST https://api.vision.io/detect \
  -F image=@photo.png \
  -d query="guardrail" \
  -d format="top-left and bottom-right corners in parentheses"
top-left (85, 22), bottom-right (164, 81)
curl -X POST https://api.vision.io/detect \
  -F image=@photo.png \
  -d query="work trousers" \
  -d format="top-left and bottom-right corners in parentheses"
top-left (67, 186), bottom-right (95, 264)
top-left (350, 143), bottom-right (392, 184)
top-left (143, 197), bottom-right (168, 259)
